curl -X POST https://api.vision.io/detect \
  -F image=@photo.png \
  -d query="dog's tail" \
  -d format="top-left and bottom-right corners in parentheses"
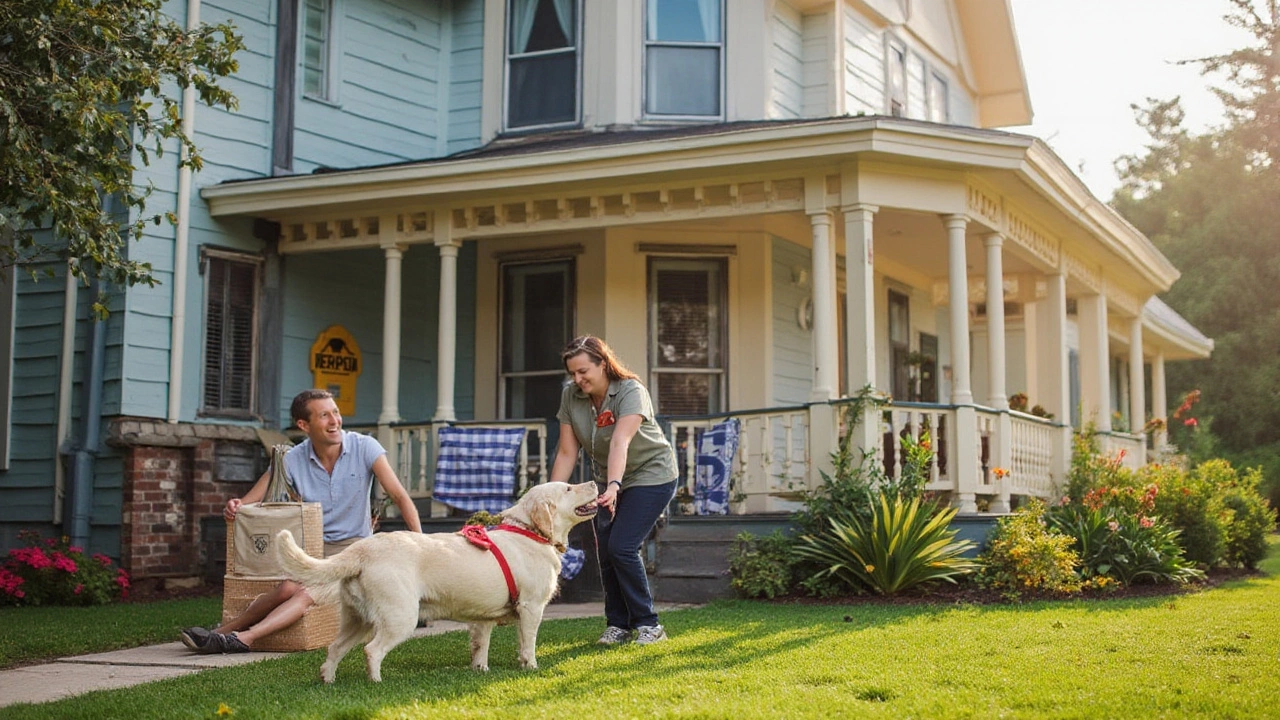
top-left (274, 529), bottom-right (357, 606)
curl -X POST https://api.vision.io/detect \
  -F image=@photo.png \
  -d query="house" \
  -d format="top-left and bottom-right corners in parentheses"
top-left (0, 0), bottom-right (1213, 591)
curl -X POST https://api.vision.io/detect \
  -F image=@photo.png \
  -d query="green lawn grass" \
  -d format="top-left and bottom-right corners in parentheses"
top-left (0, 596), bottom-right (222, 669)
top-left (5, 542), bottom-right (1280, 719)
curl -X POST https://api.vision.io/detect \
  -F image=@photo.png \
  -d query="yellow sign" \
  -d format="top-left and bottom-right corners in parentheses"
top-left (309, 325), bottom-right (362, 415)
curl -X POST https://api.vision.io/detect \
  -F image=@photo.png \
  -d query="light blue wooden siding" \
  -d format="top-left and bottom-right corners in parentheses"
top-left (801, 10), bottom-right (832, 117)
top-left (772, 236), bottom-right (812, 405)
top-left (842, 9), bottom-right (884, 116)
top-left (447, 0), bottom-right (484, 155)
top-left (770, 1), bottom-right (803, 119)
top-left (278, 242), bottom-right (476, 427)
top-left (292, 0), bottom-right (447, 172)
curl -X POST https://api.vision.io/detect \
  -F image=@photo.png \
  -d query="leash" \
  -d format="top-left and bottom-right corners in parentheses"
top-left (459, 524), bottom-right (552, 605)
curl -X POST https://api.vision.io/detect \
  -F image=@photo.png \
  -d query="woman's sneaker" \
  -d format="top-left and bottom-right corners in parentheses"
top-left (635, 625), bottom-right (668, 645)
top-left (597, 626), bottom-right (632, 645)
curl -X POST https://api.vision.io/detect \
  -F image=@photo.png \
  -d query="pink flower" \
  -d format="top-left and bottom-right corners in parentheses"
top-left (10, 547), bottom-right (52, 570)
top-left (1140, 517), bottom-right (1155, 529)
top-left (1107, 520), bottom-right (1120, 532)
top-left (69, 547), bottom-right (83, 554)
top-left (93, 554), bottom-right (113, 567)
top-left (50, 552), bottom-right (78, 574)
top-left (1183, 417), bottom-right (1198, 427)
top-left (73, 584), bottom-right (84, 595)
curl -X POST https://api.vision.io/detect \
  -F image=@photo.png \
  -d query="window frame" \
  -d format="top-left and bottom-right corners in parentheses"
top-left (642, 0), bottom-right (726, 121)
top-left (927, 70), bottom-right (949, 123)
top-left (300, 0), bottom-right (341, 104)
top-left (199, 247), bottom-right (263, 420)
top-left (503, 0), bottom-right (583, 132)
top-left (646, 255), bottom-right (729, 416)
top-left (496, 257), bottom-right (577, 420)
top-left (888, 288), bottom-right (911, 401)
top-left (885, 38), bottom-right (907, 117)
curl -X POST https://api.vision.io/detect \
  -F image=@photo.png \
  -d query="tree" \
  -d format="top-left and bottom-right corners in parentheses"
top-left (0, 0), bottom-right (244, 289)
top-left (1111, 0), bottom-right (1280, 498)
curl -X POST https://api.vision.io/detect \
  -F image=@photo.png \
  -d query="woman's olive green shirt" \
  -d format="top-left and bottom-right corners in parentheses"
top-left (556, 378), bottom-right (677, 489)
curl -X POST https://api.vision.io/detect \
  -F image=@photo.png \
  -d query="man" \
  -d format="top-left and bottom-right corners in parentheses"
top-left (182, 389), bottom-right (421, 653)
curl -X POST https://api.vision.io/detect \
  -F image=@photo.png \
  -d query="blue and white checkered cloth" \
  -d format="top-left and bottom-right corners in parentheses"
top-left (694, 418), bottom-right (741, 515)
top-left (560, 546), bottom-right (585, 580)
top-left (432, 426), bottom-right (527, 513)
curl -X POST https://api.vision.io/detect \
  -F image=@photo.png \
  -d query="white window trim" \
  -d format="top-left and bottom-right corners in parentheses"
top-left (641, 0), bottom-right (726, 122)
top-left (885, 36), bottom-right (907, 117)
top-left (300, 0), bottom-right (343, 106)
top-left (502, 0), bottom-right (583, 132)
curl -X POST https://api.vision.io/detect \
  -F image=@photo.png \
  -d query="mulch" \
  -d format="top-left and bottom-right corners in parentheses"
top-left (766, 566), bottom-right (1261, 607)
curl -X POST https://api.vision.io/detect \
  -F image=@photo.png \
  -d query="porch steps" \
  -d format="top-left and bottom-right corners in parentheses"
top-left (650, 514), bottom-right (796, 604)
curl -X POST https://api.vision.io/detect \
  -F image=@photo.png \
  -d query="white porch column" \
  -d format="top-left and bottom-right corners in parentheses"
top-left (809, 211), bottom-right (839, 401)
top-left (1152, 352), bottom-right (1168, 450)
top-left (433, 215), bottom-right (460, 422)
top-left (1078, 293), bottom-right (1111, 432)
top-left (842, 203), bottom-right (879, 454)
top-left (1039, 269), bottom-right (1073, 485)
top-left (983, 232), bottom-right (1010, 512)
top-left (1128, 317), bottom-right (1145, 457)
top-left (943, 214), bottom-right (977, 512)
top-left (378, 244), bottom-right (405, 427)
top-left (983, 234), bottom-right (1008, 410)
top-left (944, 216), bottom-right (973, 405)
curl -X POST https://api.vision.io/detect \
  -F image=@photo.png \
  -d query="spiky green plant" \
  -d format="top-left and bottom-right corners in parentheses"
top-left (794, 493), bottom-right (977, 595)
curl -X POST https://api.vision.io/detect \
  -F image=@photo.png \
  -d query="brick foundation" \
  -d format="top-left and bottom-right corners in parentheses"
top-left (109, 419), bottom-right (283, 580)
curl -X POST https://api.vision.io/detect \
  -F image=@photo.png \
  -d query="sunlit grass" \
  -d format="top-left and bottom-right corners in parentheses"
top-left (5, 540), bottom-right (1280, 719)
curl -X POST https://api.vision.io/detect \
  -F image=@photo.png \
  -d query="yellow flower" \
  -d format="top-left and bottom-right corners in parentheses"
top-left (864, 564), bottom-right (875, 573)
top-left (217, 703), bottom-right (234, 717)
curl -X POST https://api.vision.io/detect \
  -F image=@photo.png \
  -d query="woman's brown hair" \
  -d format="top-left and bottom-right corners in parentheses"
top-left (561, 335), bottom-right (639, 381)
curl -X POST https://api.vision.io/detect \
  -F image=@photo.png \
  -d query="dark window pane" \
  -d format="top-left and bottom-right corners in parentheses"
top-left (657, 373), bottom-right (717, 416)
top-left (646, 46), bottom-right (719, 116)
top-left (502, 266), bottom-right (569, 373)
top-left (655, 269), bottom-right (720, 369)
top-left (504, 375), bottom-right (567, 420)
top-left (509, 53), bottom-right (576, 127)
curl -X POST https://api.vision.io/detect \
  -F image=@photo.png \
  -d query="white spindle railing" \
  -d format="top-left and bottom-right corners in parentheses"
top-left (386, 420), bottom-right (550, 510)
top-left (1098, 432), bottom-right (1146, 470)
top-left (1007, 412), bottom-right (1055, 497)
top-left (665, 406), bottom-right (811, 512)
top-left (879, 403), bottom-right (955, 491)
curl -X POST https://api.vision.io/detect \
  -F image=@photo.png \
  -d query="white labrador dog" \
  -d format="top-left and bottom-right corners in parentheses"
top-left (276, 481), bottom-right (599, 683)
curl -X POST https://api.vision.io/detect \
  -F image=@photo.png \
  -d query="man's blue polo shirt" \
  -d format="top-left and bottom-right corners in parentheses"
top-left (284, 431), bottom-right (386, 543)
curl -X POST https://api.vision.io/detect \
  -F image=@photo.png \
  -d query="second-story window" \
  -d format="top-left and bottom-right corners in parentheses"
top-left (507, 0), bottom-right (579, 129)
top-left (644, 0), bottom-right (723, 118)
top-left (302, 0), bottom-right (334, 100)
top-left (928, 72), bottom-right (949, 123)
top-left (887, 40), bottom-right (907, 117)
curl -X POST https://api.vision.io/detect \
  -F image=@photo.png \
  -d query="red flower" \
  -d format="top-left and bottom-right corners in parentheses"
top-left (596, 410), bottom-right (616, 428)
top-left (1183, 417), bottom-right (1198, 427)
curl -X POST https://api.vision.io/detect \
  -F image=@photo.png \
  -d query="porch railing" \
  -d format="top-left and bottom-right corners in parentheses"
top-left (879, 402), bottom-right (954, 492)
top-left (347, 420), bottom-right (550, 516)
top-left (662, 405), bottom-right (811, 511)
top-left (1097, 431), bottom-right (1146, 469)
top-left (1007, 411), bottom-right (1056, 497)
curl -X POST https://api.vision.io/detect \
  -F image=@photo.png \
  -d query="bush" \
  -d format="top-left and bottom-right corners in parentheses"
top-left (727, 531), bottom-right (794, 599)
top-left (978, 499), bottom-right (1081, 599)
top-left (1, 530), bottom-right (131, 606)
top-left (794, 493), bottom-right (977, 595)
top-left (1202, 463), bottom-right (1276, 569)
top-left (1131, 463), bottom-right (1226, 567)
top-left (1048, 493), bottom-right (1203, 586)
top-left (1065, 426), bottom-right (1133, 504)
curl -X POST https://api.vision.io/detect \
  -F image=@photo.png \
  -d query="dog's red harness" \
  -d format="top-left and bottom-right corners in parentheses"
top-left (459, 524), bottom-right (551, 605)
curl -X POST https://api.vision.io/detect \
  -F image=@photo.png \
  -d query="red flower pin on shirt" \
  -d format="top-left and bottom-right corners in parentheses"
top-left (596, 410), bottom-right (616, 428)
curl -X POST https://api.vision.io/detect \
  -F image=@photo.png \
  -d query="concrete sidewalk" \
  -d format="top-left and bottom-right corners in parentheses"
top-left (0, 602), bottom-right (691, 708)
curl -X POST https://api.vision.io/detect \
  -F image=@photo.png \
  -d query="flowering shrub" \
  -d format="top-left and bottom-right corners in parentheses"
top-left (1048, 491), bottom-right (1203, 586)
top-left (1128, 463), bottom-right (1227, 567)
top-left (1, 530), bottom-right (130, 606)
top-left (978, 499), bottom-right (1081, 600)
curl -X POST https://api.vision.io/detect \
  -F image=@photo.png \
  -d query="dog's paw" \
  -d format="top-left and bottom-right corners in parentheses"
top-left (471, 662), bottom-right (490, 672)
top-left (520, 659), bottom-right (538, 670)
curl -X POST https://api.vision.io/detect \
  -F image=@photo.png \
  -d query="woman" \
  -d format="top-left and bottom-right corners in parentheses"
top-left (550, 335), bottom-right (678, 645)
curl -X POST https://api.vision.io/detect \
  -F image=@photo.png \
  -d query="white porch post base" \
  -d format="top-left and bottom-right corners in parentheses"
top-left (808, 403), bottom-right (839, 493)
top-left (952, 405), bottom-right (980, 513)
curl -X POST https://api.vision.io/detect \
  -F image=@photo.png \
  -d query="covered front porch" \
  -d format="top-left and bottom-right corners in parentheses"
top-left (203, 118), bottom-right (1213, 518)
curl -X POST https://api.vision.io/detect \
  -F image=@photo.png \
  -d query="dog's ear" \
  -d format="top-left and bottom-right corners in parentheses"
top-left (530, 500), bottom-right (556, 541)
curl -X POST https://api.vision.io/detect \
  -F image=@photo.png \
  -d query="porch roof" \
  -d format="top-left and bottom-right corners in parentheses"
top-left (202, 116), bottom-right (1178, 291)
top-left (1144, 297), bottom-right (1214, 360)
